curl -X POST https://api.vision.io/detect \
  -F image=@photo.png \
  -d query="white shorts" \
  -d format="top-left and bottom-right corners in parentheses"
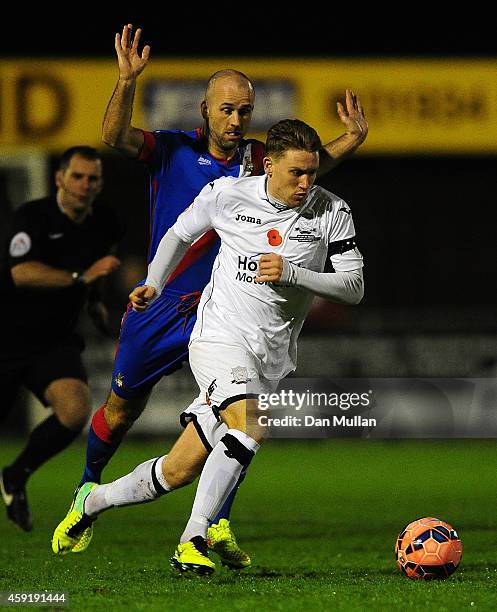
top-left (180, 338), bottom-right (279, 451)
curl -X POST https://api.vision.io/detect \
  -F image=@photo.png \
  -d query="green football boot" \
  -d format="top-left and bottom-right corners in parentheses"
top-left (51, 483), bottom-right (97, 555)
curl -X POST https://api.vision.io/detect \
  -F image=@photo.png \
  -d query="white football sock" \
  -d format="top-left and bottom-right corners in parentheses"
top-left (180, 429), bottom-right (259, 543)
top-left (85, 455), bottom-right (172, 517)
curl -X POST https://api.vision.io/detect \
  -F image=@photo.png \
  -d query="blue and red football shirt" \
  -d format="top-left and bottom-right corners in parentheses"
top-left (139, 128), bottom-right (265, 296)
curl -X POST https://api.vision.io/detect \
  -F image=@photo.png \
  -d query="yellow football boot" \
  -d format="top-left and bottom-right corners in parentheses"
top-left (170, 537), bottom-right (216, 576)
top-left (51, 482), bottom-right (97, 555)
top-left (207, 519), bottom-right (251, 569)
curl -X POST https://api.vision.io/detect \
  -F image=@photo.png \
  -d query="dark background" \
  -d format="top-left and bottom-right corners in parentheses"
top-left (4, 16), bottom-right (497, 331)
top-left (2, 15), bottom-right (497, 57)
top-left (1, 15), bottom-right (495, 436)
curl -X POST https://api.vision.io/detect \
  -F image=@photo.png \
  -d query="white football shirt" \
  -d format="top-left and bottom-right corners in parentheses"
top-left (172, 174), bottom-right (363, 380)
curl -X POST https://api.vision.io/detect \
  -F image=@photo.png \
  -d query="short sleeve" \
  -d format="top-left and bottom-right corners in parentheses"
top-left (137, 130), bottom-right (158, 164)
top-left (138, 130), bottom-right (170, 175)
top-left (7, 206), bottom-right (45, 267)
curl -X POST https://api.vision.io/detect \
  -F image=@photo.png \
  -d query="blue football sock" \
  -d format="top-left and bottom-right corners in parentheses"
top-left (79, 427), bottom-right (121, 485)
top-left (79, 405), bottom-right (121, 485)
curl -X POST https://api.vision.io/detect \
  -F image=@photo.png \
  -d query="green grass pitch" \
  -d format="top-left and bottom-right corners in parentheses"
top-left (1, 438), bottom-right (496, 610)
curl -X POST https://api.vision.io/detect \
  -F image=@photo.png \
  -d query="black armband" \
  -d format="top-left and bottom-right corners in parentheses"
top-left (328, 236), bottom-right (357, 256)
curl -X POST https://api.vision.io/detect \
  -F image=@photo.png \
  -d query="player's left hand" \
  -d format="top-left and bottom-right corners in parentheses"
top-left (256, 254), bottom-right (284, 283)
top-left (337, 89), bottom-right (368, 145)
top-left (129, 285), bottom-right (157, 311)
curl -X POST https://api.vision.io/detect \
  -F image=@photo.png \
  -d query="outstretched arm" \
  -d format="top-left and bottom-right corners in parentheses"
top-left (102, 23), bottom-right (151, 157)
top-left (318, 89), bottom-right (368, 177)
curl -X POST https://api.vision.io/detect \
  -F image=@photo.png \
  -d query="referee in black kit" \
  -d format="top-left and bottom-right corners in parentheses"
top-left (0, 146), bottom-right (122, 531)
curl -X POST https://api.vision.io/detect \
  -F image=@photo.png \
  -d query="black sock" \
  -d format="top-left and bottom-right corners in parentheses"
top-left (5, 414), bottom-right (82, 487)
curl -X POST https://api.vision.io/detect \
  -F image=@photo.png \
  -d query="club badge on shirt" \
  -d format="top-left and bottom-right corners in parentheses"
top-left (231, 366), bottom-right (251, 384)
top-left (289, 217), bottom-right (321, 243)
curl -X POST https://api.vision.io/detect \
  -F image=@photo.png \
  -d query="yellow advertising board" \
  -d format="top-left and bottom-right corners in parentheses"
top-left (0, 58), bottom-right (496, 153)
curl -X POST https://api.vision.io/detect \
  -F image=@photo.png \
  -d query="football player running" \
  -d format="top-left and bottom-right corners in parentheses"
top-left (52, 119), bottom-right (364, 575)
top-left (53, 23), bottom-right (367, 567)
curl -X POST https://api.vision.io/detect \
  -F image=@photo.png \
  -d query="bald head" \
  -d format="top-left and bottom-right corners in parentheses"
top-left (204, 69), bottom-right (255, 104)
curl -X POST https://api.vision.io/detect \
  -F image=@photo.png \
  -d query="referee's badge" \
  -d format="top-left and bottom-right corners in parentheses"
top-left (9, 232), bottom-right (31, 257)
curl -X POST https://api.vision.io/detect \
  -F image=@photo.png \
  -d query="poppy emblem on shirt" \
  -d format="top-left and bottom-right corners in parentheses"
top-left (267, 229), bottom-right (282, 247)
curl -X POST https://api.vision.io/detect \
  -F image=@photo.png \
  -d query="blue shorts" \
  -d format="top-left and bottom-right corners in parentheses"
top-left (111, 290), bottom-right (201, 399)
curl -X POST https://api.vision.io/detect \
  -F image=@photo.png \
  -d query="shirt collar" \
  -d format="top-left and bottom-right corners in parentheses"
top-left (261, 176), bottom-right (294, 211)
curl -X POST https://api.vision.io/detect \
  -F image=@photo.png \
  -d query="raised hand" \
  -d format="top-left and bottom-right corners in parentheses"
top-left (337, 89), bottom-right (368, 145)
top-left (115, 23), bottom-right (151, 81)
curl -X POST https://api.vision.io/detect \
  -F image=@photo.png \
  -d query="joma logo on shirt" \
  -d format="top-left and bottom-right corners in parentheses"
top-left (235, 213), bottom-right (261, 225)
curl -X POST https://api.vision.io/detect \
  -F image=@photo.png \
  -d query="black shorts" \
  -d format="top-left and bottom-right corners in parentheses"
top-left (0, 336), bottom-right (88, 420)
